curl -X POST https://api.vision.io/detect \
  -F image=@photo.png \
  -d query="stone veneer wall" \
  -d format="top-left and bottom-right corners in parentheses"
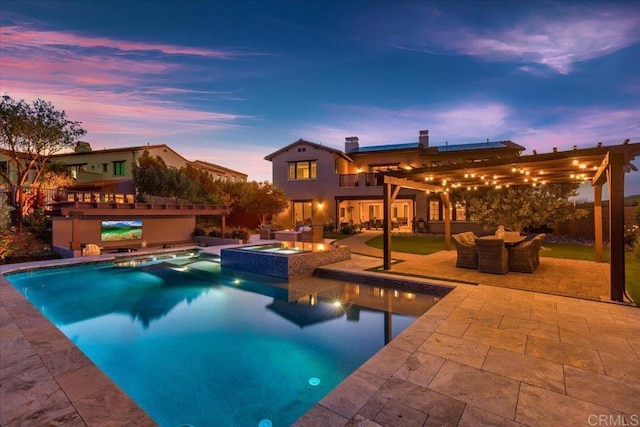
top-left (220, 245), bottom-right (351, 280)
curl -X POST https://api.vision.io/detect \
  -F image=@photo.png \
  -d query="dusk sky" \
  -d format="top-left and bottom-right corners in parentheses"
top-left (1, 1), bottom-right (639, 194)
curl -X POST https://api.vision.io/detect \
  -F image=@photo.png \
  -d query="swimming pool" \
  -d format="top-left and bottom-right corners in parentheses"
top-left (6, 257), bottom-right (443, 426)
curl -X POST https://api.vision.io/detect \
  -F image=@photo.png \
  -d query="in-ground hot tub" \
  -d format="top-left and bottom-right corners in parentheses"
top-left (220, 242), bottom-right (351, 279)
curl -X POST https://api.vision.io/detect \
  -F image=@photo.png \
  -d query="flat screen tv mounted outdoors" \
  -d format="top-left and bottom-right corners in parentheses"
top-left (101, 220), bottom-right (143, 242)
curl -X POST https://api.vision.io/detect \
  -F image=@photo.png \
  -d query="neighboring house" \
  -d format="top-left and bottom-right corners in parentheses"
top-left (190, 160), bottom-right (248, 183)
top-left (0, 148), bottom-right (39, 189)
top-left (1, 142), bottom-right (247, 205)
top-left (49, 143), bottom-right (247, 195)
top-left (264, 130), bottom-right (524, 232)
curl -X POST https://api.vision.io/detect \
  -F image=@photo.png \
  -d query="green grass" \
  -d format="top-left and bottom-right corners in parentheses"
top-left (364, 234), bottom-right (446, 255)
top-left (364, 234), bottom-right (640, 305)
top-left (539, 242), bottom-right (610, 262)
top-left (626, 253), bottom-right (640, 305)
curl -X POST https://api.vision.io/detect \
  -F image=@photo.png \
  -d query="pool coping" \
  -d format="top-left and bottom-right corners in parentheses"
top-left (0, 251), bottom-right (464, 426)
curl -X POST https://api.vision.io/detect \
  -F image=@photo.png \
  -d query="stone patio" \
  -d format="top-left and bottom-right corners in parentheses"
top-left (1, 235), bottom-right (638, 426)
top-left (295, 282), bottom-right (640, 426)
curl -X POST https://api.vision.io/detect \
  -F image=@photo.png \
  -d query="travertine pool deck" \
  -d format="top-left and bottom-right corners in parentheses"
top-left (2, 237), bottom-right (639, 426)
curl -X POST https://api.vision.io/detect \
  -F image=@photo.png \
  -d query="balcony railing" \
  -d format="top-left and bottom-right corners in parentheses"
top-left (338, 173), bottom-right (384, 188)
top-left (339, 174), bottom-right (359, 188)
top-left (365, 173), bottom-right (383, 186)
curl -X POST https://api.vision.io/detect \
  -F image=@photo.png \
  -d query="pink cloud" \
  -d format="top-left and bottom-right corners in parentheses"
top-left (1, 25), bottom-right (264, 58)
top-left (386, 6), bottom-right (640, 74)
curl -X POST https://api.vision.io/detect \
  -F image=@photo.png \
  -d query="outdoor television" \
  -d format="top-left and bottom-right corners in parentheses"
top-left (101, 220), bottom-right (143, 242)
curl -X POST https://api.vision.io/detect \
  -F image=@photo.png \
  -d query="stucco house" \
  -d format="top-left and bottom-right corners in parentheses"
top-left (265, 130), bottom-right (524, 232)
top-left (50, 143), bottom-right (247, 194)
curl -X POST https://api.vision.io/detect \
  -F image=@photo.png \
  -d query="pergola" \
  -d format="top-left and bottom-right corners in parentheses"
top-left (382, 141), bottom-right (640, 302)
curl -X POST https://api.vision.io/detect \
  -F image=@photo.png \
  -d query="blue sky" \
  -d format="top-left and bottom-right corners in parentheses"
top-left (1, 0), bottom-right (639, 194)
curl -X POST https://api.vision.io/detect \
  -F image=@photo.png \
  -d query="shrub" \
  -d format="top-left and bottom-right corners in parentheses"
top-left (229, 227), bottom-right (249, 242)
top-left (193, 226), bottom-right (206, 237)
top-left (635, 235), bottom-right (640, 262)
top-left (324, 221), bottom-right (336, 233)
top-left (208, 229), bottom-right (221, 237)
top-left (341, 223), bottom-right (357, 235)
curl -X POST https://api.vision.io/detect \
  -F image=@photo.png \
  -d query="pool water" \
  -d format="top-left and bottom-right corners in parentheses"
top-left (7, 259), bottom-right (441, 426)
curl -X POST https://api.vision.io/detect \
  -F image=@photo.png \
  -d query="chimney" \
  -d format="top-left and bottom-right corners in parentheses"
top-left (419, 130), bottom-right (429, 148)
top-left (345, 136), bottom-right (359, 153)
top-left (74, 141), bottom-right (92, 153)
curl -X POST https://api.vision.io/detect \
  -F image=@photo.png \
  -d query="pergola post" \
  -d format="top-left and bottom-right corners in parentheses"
top-left (383, 182), bottom-right (396, 270)
top-left (608, 153), bottom-right (626, 302)
top-left (593, 184), bottom-right (603, 263)
top-left (381, 175), bottom-right (444, 270)
top-left (441, 192), bottom-right (451, 250)
top-left (221, 215), bottom-right (226, 238)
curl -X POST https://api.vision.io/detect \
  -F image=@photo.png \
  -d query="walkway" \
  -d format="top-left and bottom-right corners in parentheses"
top-left (295, 232), bottom-right (640, 426)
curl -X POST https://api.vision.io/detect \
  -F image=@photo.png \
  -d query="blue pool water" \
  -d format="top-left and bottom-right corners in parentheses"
top-left (7, 257), bottom-right (441, 426)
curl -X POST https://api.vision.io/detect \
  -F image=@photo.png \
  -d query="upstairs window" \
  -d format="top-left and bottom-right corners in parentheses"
top-left (113, 161), bottom-right (126, 176)
top-left (288, 160), bottom-right (317, 180)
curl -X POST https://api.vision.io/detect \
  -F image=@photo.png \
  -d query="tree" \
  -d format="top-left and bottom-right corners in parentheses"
top-left (467, 182), bottom-right (588, 232)
top-left (239, 181), bottom-right (288, 226)
top-left (0, 95), bottom-right (86, 232)
top-left (181, 164), bottom-right (228, 205)
top-left (132, 150), bottom-right (179, 199)
top-left (132, 151), bottom-right (229, 204)
top-left (0, 192), bottom-right (13, 233)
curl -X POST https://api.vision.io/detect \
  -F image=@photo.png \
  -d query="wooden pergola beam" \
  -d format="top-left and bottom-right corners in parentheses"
top-left (379, 142), bottom-right (640, 303)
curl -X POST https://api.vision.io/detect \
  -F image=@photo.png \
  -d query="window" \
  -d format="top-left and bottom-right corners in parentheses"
top-left (368, 204), bottom-right (381, 219)
top-left (288, 160), bottom-right (317, 180)
top-left (0, 161), bottom-right (7, 174)
top-left (102, 163), bottom-right (108, 173)
top-left (293, 201), bottom-right (313, 226)
top-left (113, 161), bottom-right (126, 176)
top-left (428, 200), bottom-right (440, 221)
top-left (66, 164), bottom-right (85, 179)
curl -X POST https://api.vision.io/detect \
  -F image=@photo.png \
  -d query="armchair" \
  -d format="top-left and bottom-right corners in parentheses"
top-left (475, 237), bottom-right (508, 274)
top-left (509, 234), bottom-right (545, 272)
top-left (259, 225), bottom-right (276, 240)
top-left (452, 232), bottom-right (478, 269)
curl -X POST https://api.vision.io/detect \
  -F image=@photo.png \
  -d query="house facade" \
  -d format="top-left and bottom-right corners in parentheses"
top-left (265, 130), bottom-right (524, 232)
top-left (1, 142), bottom-right (247, 207)
top-left (50, 143), bottom-right (247, 188)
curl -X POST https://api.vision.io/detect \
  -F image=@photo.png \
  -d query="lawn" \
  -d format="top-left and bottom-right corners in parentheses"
top-left (365, 234), bottom-right (446, 255)
top-left (364, 234), bottom-right (640, 305)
